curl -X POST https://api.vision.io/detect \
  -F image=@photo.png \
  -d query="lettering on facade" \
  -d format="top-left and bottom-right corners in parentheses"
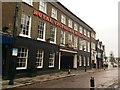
top-left (33, 10), bottom-right (90, 41)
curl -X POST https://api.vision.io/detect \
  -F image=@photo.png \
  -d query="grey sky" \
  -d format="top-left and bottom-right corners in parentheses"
top-left (59, 0), bottom-right (118, 57)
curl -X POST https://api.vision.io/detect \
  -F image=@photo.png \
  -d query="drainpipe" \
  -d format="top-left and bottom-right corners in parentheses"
top-left (90, 31), bottom-right (92, 69)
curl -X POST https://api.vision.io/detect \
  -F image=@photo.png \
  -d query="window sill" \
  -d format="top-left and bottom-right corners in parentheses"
top-left (50, 41), bottom-right (56, 44)
top-left (49, 66), bottom-right (54, 68)
top-left (16, 67), bottom-right (27, 70)
top-left (37, 66), bottom-right (43, 69)
top-left (37, 38), bottom-right (45, 42)
top-left (19, 34), bottom-right (31, 38)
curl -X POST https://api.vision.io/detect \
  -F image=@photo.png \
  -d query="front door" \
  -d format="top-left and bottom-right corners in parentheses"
top-left (2, 44), bottom-right (11, 79)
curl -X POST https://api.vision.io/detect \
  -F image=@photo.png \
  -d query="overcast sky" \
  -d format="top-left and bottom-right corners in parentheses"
top-left (59, 0), bottom-right (119, 57)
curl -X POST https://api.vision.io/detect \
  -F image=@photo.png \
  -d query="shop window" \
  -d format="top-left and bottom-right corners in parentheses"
top-left (36, 50), bottom-right (44, 68)
top-left (50, 26), bottom-right (56, 44)
top-left (51, 8), bottom-right (57, 20)
top-left (37, 21), bottom-right (46, 41)
top-left (39, 0), bottom-right (47, 14)
top-left (19, 13), bottom-right (31, 38)
top-left (49, 53), bottom-right (55, 68)
top-left (16, 48), bottom-right (28, 70)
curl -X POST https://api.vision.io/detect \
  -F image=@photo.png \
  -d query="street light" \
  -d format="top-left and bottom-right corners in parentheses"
top-left (8, 2), bottom-right (18, 85)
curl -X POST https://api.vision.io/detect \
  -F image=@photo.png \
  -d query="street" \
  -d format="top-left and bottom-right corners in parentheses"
top-left (20, 68), bottom-right (118, 88)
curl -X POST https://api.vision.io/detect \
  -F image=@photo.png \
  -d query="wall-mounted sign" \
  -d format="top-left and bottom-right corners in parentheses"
top-left (33, 10), bottom-right (90, 41)
top-left (12, 48), bottom-right (18, 56)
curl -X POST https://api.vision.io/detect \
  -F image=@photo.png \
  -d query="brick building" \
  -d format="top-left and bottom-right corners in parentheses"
top-left (2, 1), bottom-right (96, 79)
top-left (96, 39), bottom-right (105, 69)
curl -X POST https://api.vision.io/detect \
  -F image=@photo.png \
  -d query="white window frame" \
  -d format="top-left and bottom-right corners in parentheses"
top-left (74, 35), bottom-right (78, 48)
top-left (19, 13), bottom-right (31, 38)
top-left (92, 42), bottom-right (95, 50)
top-left (79, 38), bottom-right (83, 50)
top-left (88, 42), bottom-right (90, 52)
top-left (97, 42), bottom-right (100, 49)
top-left (50, 26), bottom-right (57, 44)
top-left (98, 52), bottom-right (101, 58)
top-left (84, 29), bottom-right (86, 36)
top-left (79, 26), bottom-right (83, 34)
top-left (68, 19), bottom-right (72, 28)
top-left (37, 21), bottom-right (46, 41)
top-left (51, 8), bottom-right (57, 20)
top-left (60, 30), bottom-right (65, 45)
top-left (68, 33), bottom-right (72, 46)
top-left (39, 0), bottom-right (47, 14)
top-left (83, 56), bottom-right (86, 66)
top-left (87, 57), bottom-right (90, 66)
top-left (61, 14), bottom-right (66, 25)
top-left (83, 40), bottom-right (86, 51)
top-left (36, 50), bottom-right (44, 68)
top-left (22, 0), bottom-right (33, 6)
top-left (16, 48), bottom-right (28, 70)
top-left (87, 31), bottom-right (90, 38)
top-left (92, 33), bottom-right (96, 39)
top-left (79, 55), bottom-right (82, 66)
top-left (49, 53), bottom-right (55, 68)
top-left (74, 23), bottom-right (78, 31)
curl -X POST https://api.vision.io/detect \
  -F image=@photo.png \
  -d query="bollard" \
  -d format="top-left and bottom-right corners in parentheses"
top-left (68, 66), bottom-right (70, 74)
top-left (84, 66), bottom-right (87, 72)
top-left (104, 67), bottom-right (105, 70)
top-left (90, 77), bottom-right (95, 90)
top-left (8, 79), bottom-right (14, 85)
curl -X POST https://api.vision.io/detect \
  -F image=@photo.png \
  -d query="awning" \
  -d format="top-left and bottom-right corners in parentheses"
top-left (0, 34), bottom-right (13, 44)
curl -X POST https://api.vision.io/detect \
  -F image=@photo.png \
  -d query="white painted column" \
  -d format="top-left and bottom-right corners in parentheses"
top-left (58, 52), bottom-right (61, 70)
top-left (73, 54), bottom-right (77, 69)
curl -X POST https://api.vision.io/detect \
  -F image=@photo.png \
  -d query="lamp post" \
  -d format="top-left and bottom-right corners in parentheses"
top-left (8, 2), bottom-right (18, 85)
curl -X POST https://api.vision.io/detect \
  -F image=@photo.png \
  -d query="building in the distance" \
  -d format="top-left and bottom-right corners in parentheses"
top-left (2, 1), bottom-right (96, 79)
top-left (96, 39), bottom-right (105, 69)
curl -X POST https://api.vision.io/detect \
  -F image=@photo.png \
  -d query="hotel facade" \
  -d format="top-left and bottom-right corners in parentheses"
top-left (2, 1), bottom-right (96, 79)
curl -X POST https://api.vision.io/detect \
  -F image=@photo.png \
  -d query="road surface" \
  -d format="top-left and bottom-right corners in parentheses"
top-left (20, 68), bottom-right (118, 88)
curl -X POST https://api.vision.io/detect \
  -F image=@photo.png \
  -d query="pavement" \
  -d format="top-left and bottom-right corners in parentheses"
top-left (1, 68), bottom-right (118, 89)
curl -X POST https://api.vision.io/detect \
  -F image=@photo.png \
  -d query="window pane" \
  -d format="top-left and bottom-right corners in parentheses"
top-left (39, 0), bottom-right (47, 13)
top-left (49, 53), bottom-right (55, 67)
top-left (20, 13), bottom-right (31, 37)
top-left (36, 50), bottom-right (44, 68)
top-left (51, 8), bottom-right (57, 19)
top-left (17, 48), bottom-right (28, 69)
top-left (50, 26), bottom-right (56, 43)
top-left (38, 21), bottom-right (45, 40)
top-left (61, 30), bottom-right (65, 45)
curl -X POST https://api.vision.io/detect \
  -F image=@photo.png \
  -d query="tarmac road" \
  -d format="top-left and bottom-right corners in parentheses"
top-left (20, 68), bottom-right (118, 88)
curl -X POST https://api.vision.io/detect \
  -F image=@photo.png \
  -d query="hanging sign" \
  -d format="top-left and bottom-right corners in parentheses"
top-left (12, 48), bottom-right (18, 56)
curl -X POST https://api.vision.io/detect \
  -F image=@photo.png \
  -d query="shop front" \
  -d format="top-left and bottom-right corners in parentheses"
top-left (59, 47), bottom-right (77, 70)
top-left (2, 34), bottom-right (13, 79)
